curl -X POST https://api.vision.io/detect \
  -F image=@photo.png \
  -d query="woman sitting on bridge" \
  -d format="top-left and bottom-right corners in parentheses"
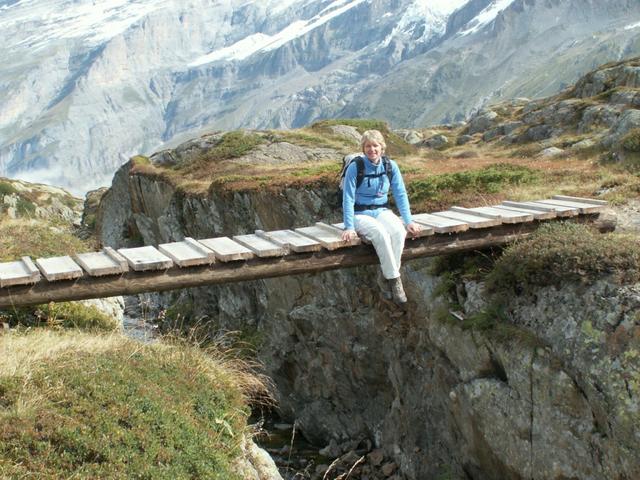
top-left (340, 129), bottom-right (421, 304)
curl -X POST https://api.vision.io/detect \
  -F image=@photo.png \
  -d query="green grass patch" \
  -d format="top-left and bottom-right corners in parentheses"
top-left (2, 302), bottom-right (119, 331)
top-left (0, 330), bottom-right (259, 479)
top-left (0, 220), bottom-right (90, 262)
top-left (408, 163), bottom-right (540, 204)
top-left (15, 197), bottom-right (36, 217)
top-left (0, 180), bottom-right (18, 197)
top-left (485, 222), bottom-right (640, 296)
top-left (131, 155), bottom-right (151, 166)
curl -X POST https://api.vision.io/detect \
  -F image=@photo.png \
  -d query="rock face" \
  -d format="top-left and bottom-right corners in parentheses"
top-left (97, 153), bottom-right (640, 479)
top-left (461, 57), bottom-right (640, 158)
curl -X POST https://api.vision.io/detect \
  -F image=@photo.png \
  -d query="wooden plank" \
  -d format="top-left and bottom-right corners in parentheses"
top-left (502, 200), bottom-right (578, 217)
top-left (198, 237), bottom-right (254, 262)
top-left (118, 246), bottom-right (174, 272)
top-left (158, 238), bottom-right (215, 267)
top-left (533, 198), bottom-right (607, 214)
top-left (35, 256), bottom-right (84, 282)
top-left (432, 210), bottom-right (502, 229)
top-left (256, 229), bottom-right (322, 253)
top-left (103, 247), bottom-right (129, 271)
top-left (296, 222), bottom-right (360, 250)
top-left (454, 206), bottom-right (534, 224)
top-left (333, 220), bottom-right (435, 239)
top-left (0, 257), bottom-right (41, 287)
top-left (232, 234), bottom-right (287, 258)
top-left (412, 213), bottom-right (469, 234)
top-left (74, 251), bottom-right (128, 276)
top-left (552, 195), bottom-right (608, 206)
top-left (492, 205), bottom-right (557, 220)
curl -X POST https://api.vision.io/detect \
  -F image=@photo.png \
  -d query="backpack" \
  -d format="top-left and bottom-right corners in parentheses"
top-left (337, 153), bottom-right (393, 206)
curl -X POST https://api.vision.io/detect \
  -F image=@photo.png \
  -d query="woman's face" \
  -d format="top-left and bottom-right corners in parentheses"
top-left (363, 140), bottom-right (383, 163)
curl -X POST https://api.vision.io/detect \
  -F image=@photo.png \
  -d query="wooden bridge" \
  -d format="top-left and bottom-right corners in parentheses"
top-left (0, 196), bottom-right (613, 308)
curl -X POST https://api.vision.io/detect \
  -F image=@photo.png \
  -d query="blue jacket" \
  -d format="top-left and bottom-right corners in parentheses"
top-left (342, 156), bottom-right (413, 231)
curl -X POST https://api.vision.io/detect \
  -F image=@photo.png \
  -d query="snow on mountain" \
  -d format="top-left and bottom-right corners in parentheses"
top-left (1, 0), bottom-right (639, 195)
top-left (458, 0), bottom-right (517, 35)
top-left (0, 0), bottom-right (171, 50)
top-left (190, 0), bottom-right (367, 66)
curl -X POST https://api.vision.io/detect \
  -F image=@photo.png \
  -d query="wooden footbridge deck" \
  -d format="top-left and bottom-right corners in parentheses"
top-left (0, 196), bottom-right (612, 308)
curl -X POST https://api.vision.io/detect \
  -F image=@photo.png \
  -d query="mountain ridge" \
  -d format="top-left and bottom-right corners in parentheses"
top-left (1, 0), bottom-right (639, 194)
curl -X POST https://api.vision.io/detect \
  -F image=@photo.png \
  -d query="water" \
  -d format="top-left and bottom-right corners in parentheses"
top-left (253, 414), bottom-right (330, 480)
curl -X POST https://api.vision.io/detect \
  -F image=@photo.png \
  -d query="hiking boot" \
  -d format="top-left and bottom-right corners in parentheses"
top-left (377, 273), bottom-right (392, 300)
top-left (389, 277), bottom-right (407, 304)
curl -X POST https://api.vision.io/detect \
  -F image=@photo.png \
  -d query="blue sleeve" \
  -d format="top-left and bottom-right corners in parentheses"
top-left (342, 162), bottom-right (358, 230)
top-left (390, 160), bottom-right (413, 225)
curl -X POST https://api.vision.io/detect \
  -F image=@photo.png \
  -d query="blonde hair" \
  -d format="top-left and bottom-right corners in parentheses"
top-left (360, 130), bottom-right (386, 153)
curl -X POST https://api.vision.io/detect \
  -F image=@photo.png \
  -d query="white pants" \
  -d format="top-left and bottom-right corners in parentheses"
top-left (354, 210), bottom-right (406, 280)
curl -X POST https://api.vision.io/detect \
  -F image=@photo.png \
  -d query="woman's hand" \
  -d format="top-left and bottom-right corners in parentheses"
top-left (406, 222), bottom-right (422, 239)
top-left (342, 229), bottom-right (357, 241)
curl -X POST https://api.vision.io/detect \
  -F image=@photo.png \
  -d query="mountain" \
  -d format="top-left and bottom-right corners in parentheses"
top-left (1, 0), bottom-right (639, 195)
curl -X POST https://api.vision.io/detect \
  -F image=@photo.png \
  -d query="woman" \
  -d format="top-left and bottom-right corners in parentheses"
top-left (341, 130), bottom-right (421, 304)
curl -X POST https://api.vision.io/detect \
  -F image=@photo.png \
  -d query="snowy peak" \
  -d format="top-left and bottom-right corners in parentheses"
top-left (458, 0), bottom-right (517, 35)
top-left (0, 0), bottom-right (171, 50)
top-left (190, 0), bottom-right (369, 66)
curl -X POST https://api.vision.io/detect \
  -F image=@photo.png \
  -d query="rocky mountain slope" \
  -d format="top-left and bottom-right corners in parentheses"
top-left (2, 0), bottom-right (640, 194)
top-left (91, 59), bottom-right (640, 479)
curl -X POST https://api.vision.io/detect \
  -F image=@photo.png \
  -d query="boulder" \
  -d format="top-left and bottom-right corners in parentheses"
top-left (539, 147), bottom-right (564, 157)
top-left (518, 124), bottom-right (553, 142)
top-left (578, 105), bottom-right (622, 133)
top-left (609, 89), bottom-right (640, 106)
top-left (456, 134), bottom-right (474, 145)
top-left (424, 134), bottom-right (449, 149)
top-left (328, 125), bottom-right (362, 145)
top-left (467, 110), bottom-right (498, 134)
top-left (603, 108), bottom-right (640, 147)
top-left (570, 138), bottom-right (596, 151)
top-left (482, 127), bottom-right (503, 142)
top-left (573, 64), bottom-right (640, 98)
top-left (394, 129), bottom-right (423, 145)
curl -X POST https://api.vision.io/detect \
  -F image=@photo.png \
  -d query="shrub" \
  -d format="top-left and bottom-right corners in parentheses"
top-left (205, 131), bottom-right (265, 161)
top-left (15, 197), bottom-right (36, 217)
top-left (408, 163), bottom-right (540, 203)
top-left (485, 222), bottom-right (640, 296)
top-left (0, 180), bottom-right (18, 197)
top-left (0, 330), bottom-right (269, 479)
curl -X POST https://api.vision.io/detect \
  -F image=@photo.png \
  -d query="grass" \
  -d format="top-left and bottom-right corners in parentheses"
top-left (485, 222), bottom-right (640, 296)
top-left (407, 163), bottom-right (540, 210)
top-left (0, 180), bottom-right (18, 197)
top-left (2, 302), bottom-right (120, 331)
top-left (0, 329), bottom-right (271, 479)
top-left (0, 219), bottom-right (90, 262)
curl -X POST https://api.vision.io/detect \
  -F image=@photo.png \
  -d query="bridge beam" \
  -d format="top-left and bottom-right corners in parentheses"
top-left (0, 214), bottom-right (615, 309)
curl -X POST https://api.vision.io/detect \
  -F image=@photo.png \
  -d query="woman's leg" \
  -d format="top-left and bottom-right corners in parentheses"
top-left (375, 210), bottom-right (407, 270)
top-left (354, 214), bottom-right (400, 279)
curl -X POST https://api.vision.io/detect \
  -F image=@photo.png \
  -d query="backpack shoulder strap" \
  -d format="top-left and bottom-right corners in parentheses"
top-left (354, 156), bottom-right (366, 189)
top-left (382, 156), bottom-right (393, 183)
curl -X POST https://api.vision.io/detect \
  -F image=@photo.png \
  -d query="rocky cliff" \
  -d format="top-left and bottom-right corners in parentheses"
top-left (96, 160), bottom-right (639, 479)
